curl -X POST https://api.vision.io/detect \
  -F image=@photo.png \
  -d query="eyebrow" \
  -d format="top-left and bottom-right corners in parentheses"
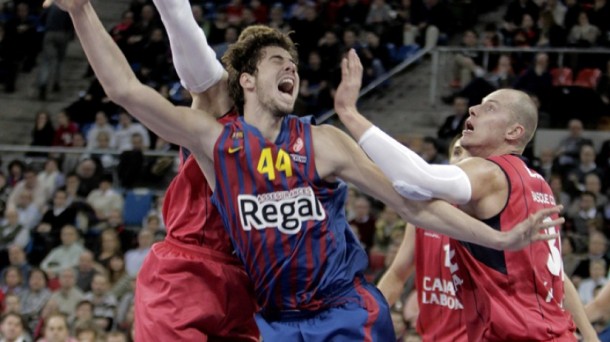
top-left (269, 54), bottom-right (295, 64)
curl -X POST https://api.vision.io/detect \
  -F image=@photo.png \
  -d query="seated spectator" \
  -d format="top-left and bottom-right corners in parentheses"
top-left (37, 312), bottom-right (77, 342)
top-left (3, 293), bottom-right (21, 314)
top-left (74, 250), bottom-right (103, 293)
top-left (374, 206), bottom-right (405, 252)
top-left (2, 266), bottom-right (25, 297)
top-left (37, 159), bottom-right (65, 203)
top-left (513, 52), bottom-right (553, 106)
top-left (420, 136), bottom-right (447, 164)
top-left (74, 159), bottom-right (101, 198)
top-left (71, 302), bottom-right (96, 336)
top-left (30, 111), bottom-right (55, 152)
top-left (578, 259), bottom-right (607, 304)
top-left (31, 189), bottom-right (77, 264)
top-left (566, 144), bottom-right (604, 195)
top-left (20, 268), bottom-right (52, 333)
top-left (84, 274), bottom-right (117, 332)
top-left (0, 173), bottom-right (9, 215)
top-left (106, 331), bottom-right (129, 342)
top-left (549, 174), bottom-right (572, 213)
top-left (562, 235), bottom-right (583, 276)
top-left (124, 230), bottom-right (153, 277)
top-left (502, 0), bottom-right (540, 43)
top-left (114, 112), bottom-right (150, 152)
top-left (573, 231), bottom-right (610, 281)
top-left (536, 10), bottom-right (566, 47)
top-left (48, 268), bottom-right (84, 319)
top-left (0, 208), bottom-right (30, 267)
top-left (212, 25), bottom-right (239, 60)
top-left (85, 112), bottom-right (115, 150)
top-left (40, 225), bottom-right (85, 278)
top-left (52, 111), bottom-right (79, 147)
top-left (7, 168), bottom-right (46, 213)
top-left (2, 245), bottom-right (31, 288)
top-left (360, 30), bottom-right (392, 83)
top-left (568, 11), bottom-right (600, 47)
top-left (85, 175), bottom-right (123, 223)
top-left (83, 131), bottom-right (116, 172)
top-left (555, 119), bottom-right (593, 168)
top-left (437, 96), bottom-right (468, 146)
top-left (569, 174), bottom-right (609, 216)
top-left (297, 50), bottom-right (332, 115)
top-left (0, 312), bottom-right (31, 342)
top-left (569, 191), bottom-right (605, 238)
top-left (107, 254), bottom-right (131, 301)
top-left (6, 159), bottom-right (25, 189)
top-left (519, 13), bottom-right (539, 46)
top-left (60, 133), bottom-right (88, 176)
top-left (90, 209), bottom-right (132, 253)
top-left (267, 4), bottom-right (290, 34)
top-left (94, 229), bottom-right (122, 268)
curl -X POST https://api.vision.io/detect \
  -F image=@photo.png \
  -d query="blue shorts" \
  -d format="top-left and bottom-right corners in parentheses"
top-left (600, 325), bottom-right (610, 342)
top-left (255, 279), bottom-right (395, 342)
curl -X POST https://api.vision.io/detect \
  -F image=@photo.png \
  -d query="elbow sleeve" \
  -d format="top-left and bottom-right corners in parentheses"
top-left (358, 126), bottom-right (472, 204)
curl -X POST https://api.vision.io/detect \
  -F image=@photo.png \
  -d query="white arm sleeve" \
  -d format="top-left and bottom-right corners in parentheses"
top-left (358, 126), bottom-right (472, 204)
top-left (152, 0), bottom-right (224, 93)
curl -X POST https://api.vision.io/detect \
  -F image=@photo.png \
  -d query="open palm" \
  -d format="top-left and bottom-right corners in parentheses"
top-left (334, 49), bottom-right (363, 114)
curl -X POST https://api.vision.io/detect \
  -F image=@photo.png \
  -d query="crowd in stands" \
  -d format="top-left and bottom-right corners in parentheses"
top-left (0, 0), bottom-right (609, 340)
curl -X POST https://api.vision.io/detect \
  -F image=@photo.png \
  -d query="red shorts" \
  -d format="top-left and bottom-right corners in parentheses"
top-left (134, 237), bottom-right (259, 341)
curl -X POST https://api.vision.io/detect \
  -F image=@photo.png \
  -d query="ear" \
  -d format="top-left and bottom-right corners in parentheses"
top-left (506, 123), bottom-right (525, 143)
top-left (239, 73), bottom-right (255, 91)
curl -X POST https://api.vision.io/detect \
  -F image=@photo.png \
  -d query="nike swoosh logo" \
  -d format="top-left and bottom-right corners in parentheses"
top-left (228, 146), bottom-right (242, 154)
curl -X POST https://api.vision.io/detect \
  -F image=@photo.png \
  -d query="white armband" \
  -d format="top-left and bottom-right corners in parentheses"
top-left (152, 0), bottom-right (224, 93)
top-left (358, 126), bottom-right (472, 204)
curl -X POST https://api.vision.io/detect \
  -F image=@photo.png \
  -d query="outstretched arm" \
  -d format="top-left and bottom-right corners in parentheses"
top-left (46, 0), bottom-right (221, 163)
top-left (334, 49), bottom-right (472, 205)
top-left (564, 274), bottom-right (600, 342)
top-left (151, 0), bottom-right (232, 115)
top-left (377, 223), bottom-right (416, 306)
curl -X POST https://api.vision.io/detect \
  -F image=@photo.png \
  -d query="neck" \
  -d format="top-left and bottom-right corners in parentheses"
top-left (244, 103), bottom-right (285, 141)
top-left (466, 144), bottom-right (521, 159)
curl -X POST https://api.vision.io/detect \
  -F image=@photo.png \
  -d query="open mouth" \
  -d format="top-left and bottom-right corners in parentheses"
top-left (278, 78), bottom-right (294, 95)
top-left (464, 121), bottom-right (474, 133)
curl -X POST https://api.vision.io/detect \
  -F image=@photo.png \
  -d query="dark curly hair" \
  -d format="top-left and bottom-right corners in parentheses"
top-left (221, 25), bottom-right (298, 114)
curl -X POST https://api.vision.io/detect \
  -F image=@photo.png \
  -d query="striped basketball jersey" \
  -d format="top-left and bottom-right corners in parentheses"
top-left (414, 228), bottom-right (467, 342)
top-left (211, 115), bottom-right (368, 313)
top-left (450, 154), bottom-right (576, 341)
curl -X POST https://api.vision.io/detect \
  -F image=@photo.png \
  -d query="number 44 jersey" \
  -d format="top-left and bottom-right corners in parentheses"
top-left (211, 116), bottom-right (369, 313)
top-left (450, 154), bottom-right (576, 341)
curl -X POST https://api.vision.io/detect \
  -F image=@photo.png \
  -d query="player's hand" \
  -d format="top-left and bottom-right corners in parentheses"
top-left (502, 205), bottom-right (564, 250)
top-left (334, 49), bottom-right (363, 115)
top-left (42, 0), bottom-right (88, 12)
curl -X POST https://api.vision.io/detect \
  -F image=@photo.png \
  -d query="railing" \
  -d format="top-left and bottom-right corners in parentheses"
top-left (429, 46), bottom-right (610, 105)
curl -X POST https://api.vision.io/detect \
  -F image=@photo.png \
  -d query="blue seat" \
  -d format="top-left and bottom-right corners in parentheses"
top-left (123, 188), bottom-right (153, 226)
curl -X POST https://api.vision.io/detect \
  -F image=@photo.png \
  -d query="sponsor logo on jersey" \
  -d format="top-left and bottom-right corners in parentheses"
top-left (424, 231), bottom-right (440, 239)
top-left (293, 137), bottom-right (304, 153)
top-left (237, 186), bottom-right (326, 235)
top-left (228, 146), bottom-right (242, 154)
top-left (290, 153), bottom-right (307, 164)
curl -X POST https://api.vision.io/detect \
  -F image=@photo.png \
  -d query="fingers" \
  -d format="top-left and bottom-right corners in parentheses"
top-left (340, 57), bottom-right (348, 80)
top-left (539, 217), bottom-right (565, 229)
top-left (531, 205), bottom-right (563, 221)
top-left (531, 232), bottom-right (559, 242)
top-left (42, 0), bottom-right (54, 8)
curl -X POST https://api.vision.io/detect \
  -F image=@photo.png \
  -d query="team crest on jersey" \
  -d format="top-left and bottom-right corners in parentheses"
top-left (293, 137), bottom-right (304, 153)
top-left (232, 131), bottom-right (244, 140)
top-left (237, 186), bottom-right (326, 235)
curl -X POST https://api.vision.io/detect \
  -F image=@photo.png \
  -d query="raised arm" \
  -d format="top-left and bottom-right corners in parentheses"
top-left (377, 223), bottom-right (415, 306)
top-left (585, 281), bottom-right (610, 324)
top-left (312, 124), bottom-right (561, 250)
top-left (45, 0), bottom-right (222, 160)
top-left (151, 0), bottom-right (232, 115)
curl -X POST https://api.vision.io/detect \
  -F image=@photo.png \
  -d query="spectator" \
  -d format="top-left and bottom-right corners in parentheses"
top-left (94, 229), bottom-right (121, 269)
top-left (72, 314), bottom-right (98, 341)
top-left (437, 96), bottom-right (468, 144)
top-left (566, 144), bottom-right (604, 195)
top-left (113, 112), bottom-right (150, 152)
top-left (107, 254), bottom-right (131, 301)
top-left (30, 111), bottom-right (55, 152)
top-left (60, 133), bottom-right (87, 176)
top-left (2, 266), bottom-right (25, 297)
top-left (74, 159), bottom-right (101, 198)
top-left (374, 206), bottom-right (405, 252)
top-left (519, 13), bottom-right (539, 46)
top-left (36, 3), bottom-right (73, 101)
top-left (536, 10), bottom-right (566, 47)
top-left (117, 134), bottom-right (146, 189)
top-left (0, 312), bottom-right (31, 342)
top-left (3, 293), bottom-right (21, 314)
top-left (90, 209), bottom-right (132, 253)
top-left (568, 11), bottom-right (600, 47)
top-left (555, 119), bottom-right (593, 167)
top-left (360, 30), bottom-right (392, 83)
top-left (74, 251), bottom-right (102, 293)
top-left (569, 173), bottom-right (609, 215)
top-left (336, 0), bottom-right (368, 26)
top-left (11, 189), bottom-right (41, 235)
top-left (513, 52), bottom-right (553, 106)
top-left (7, 169), bottom-right (46, 213)
top-left (124, 229), bottom-right (153, 277)
top-left (562, 235), bottom-right (583, 276)
top-left (0, 208), bottom-right (30, 267)
top-left (37, 312), bottom-right (76, 342)
top-left (544, 0), bottom-right (567, 27)
top-left (349, 196), bottom-right (377, 255)
top-left (267, 4), bottom-right (290, 34)
top-left (85, 175), bottom-right (123, 223)
top-left (20, 268), bottom-right (52, 333)
top-left (4, 2), bottom-right (39, 73)
top-left (2, 246), bottom-right (31, 289)
top-left (420, 136), bottom-right (447, 164)
top-left (83, 274), bottom-right (117, 332)
top-left (84, 131), bottom-right (116, 172)
top-left (416, 0), bottom-right (453, 48)
top-left (85, 112), bottom-right (115, 150)
top-left (297, 50), bottom-right (332, 115)
top-left (106, 331), bottom-right (128, 342)
top-left (48, 268), bottom-right (84, 319)
top-left (573, 231), bottom-right (610, 280)
top-left (6, 160), bottom-right (25, 189)
top-left (40, 225), bottom-right (84, 277)
top-left (503, 0), bottom-right (540, 40)
top-left (569, 191), bottom-right (605, 238)
top-left (32, 189), bottom-right (77, 264)
top-left (291, 3), bottom-right (324, 62)
top-left (578, 259), bottom-right (607, 304)
top-left (52, 112), bottom-right (79, 148)
top-left (37, 159), bottom-right (65, 203)
top-left (212, 25), bottom-right (239, 60)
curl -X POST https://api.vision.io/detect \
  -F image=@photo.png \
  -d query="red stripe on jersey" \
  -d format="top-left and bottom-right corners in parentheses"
top-left (354, 277), bottom-right (378, 342)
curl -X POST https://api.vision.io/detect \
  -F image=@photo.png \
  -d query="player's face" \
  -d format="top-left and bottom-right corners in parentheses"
top-left (460, 90), bottom-right (513, 156)
top-left (253, 46), bottom-right (299, 117)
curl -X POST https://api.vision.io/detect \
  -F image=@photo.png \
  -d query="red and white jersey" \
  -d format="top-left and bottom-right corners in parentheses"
top-left (415, 228), bottom-right (467, 342)
top-left (450, 154), bottom-right (576, 341)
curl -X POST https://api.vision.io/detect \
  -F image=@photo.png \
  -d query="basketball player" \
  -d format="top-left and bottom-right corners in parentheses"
top-left (335, 50), bottom-right (579, 340)
top-left (49, 0), bottom-right (560, 339)
top-left (378, 137), bottom-right (599, 341)
top-left (586, 282), bottom-right (610, 340)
